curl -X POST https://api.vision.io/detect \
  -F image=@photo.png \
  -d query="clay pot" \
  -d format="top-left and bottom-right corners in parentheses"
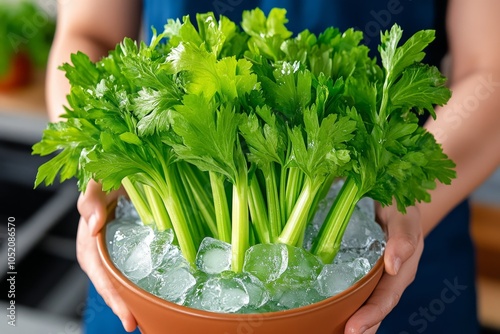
top-left (0, 52), bottom-right (32, 91)
top-left (97, 224), bottom-right (384, 334)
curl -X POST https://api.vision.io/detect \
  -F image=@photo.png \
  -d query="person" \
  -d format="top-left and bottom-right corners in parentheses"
top-left (46, 1), bottom-right (500, 333)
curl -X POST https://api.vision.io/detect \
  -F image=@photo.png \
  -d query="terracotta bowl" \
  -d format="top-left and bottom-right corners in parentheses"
top-left (97, 223), bottom-right (384, 334)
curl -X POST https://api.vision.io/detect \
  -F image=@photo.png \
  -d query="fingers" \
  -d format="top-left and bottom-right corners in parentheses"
top-left (77, 217), bottom-right (138, 332)
top-left (344, 205), bottom-right (424, 334)
top-left (77, 180), bottom-right (126, 236)
top-left (77, 180), bottom-right (108, 236)
top-left (344, 261), bottom-right (417, 333)
top-left (382, 205), bottom-right (422, 276)
top-left (76, 180), bottom-right (134, 330)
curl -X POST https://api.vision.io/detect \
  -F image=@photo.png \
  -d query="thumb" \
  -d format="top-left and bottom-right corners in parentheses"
top-left (77, 180), bottom-right (108, 236)
top-left (379, 205), bottom-right (422, 276)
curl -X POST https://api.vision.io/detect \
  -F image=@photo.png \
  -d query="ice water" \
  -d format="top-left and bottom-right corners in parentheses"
top-left (108, 184), bottom-right (385, 313)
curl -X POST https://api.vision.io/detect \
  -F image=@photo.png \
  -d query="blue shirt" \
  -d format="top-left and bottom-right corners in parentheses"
top-left (143, 0), bottom-right (435, 59)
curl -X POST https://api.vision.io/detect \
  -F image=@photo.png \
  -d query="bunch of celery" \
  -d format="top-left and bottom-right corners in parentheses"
top-left (33, 8), bottom-right (455, 271)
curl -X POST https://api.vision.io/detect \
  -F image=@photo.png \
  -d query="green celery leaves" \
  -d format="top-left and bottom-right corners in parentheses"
top-left (33, 9), bottom-right (455, 268)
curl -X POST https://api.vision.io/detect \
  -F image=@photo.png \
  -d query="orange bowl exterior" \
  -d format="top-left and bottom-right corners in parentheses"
top-left (97, 224), bottom-right (384, 334)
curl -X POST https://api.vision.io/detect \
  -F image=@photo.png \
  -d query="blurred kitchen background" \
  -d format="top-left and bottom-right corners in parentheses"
top-left (0, 0), bottom-right (499, 333)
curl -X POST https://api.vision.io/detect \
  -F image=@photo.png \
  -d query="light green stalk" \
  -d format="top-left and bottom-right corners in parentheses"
top-left (230, 169), bottom-right (249, 272)
top-left (142, 184), bottom-right (172, 231)
top-left (209, 171), bottom-right (232, 243)
top-left (180, 165), bottom-right (218, 237)
top-left (248, 175), bottom-right (271, 244)
top-left (263, 163), bottom-right (281, 242)
top-left (277, 179), bottom-right (322, 246)
top-left (312, 175), bottom-right (362, 263)
top-left (121, 176), bottom-right (154, 226)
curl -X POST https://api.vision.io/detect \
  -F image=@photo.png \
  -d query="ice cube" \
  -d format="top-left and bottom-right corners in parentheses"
top-left (150, 228), bottom-right (175, 269)
top-left (121, 240), bottom-right (154, 281)
top-left (341, 205), bottom-right (385, 250)
top-left (138, 241), bottom-right (197, 303)
top-left (109, 224), bottom-right (153, 259)
top-left (275, 287), bottom-right (323, 309)
top-left (363, 239), bottom-right (385, 266)
top-left (244, 244), bottom-right (323, 287)
top-left (115, 196), bottom-right (141, 222)
top-left (235, 272), bottom-right (269, 309)
top-left (106, 217), bottom-right (141, 251)
top-left (109, 224), bottom-right (155, 282)
top-left (317, 257), bottom-right (371, 297)
top-left (196, 272), bottom-right (250, 313)
top-left (283, 245), bottom-right (323, 284)
top-left (157, 243), bottom-right (190, 273)
top-left (243, 243), bottom-right (324, 309)
top-left (333, 249), bottom-right (361, 264)
top-left (136, 272), bottom-right (162, 296)
top-left (157, 267), bottom-right (197, 305)
top-left (349, 257), bottom-right (371, 278)
top-left (356, 196), bottom-right (375, 222)
top-left (243, 244), bottom-right (288, 284)
top-left (195, 237), bottom-right (232, 274)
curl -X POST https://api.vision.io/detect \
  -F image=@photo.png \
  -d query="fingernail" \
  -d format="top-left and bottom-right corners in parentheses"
top-left (393, 257), bottom-right (402, 275)
top-left (88, 214), bottom-right (98, 235)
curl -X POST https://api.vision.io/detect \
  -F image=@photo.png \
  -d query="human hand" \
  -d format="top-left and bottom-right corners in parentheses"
top-left (344, 204), bottom-right (424, 334)
top-left (76, 180), bottom-right (138, 332)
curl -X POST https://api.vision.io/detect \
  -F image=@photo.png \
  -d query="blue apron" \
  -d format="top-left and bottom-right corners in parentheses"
top-left (83, 1), bottom-right (479, 333)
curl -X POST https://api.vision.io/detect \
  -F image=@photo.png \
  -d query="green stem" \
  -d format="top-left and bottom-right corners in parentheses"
top-left (123, 152), bottom-right (198, 265)
top-left (174, 165), bottom-right (205, 247)
top-left (209, 171), bottom-right (232, 243)
top-left (264, 163), bottom-right (281, 242)
top-left (285, 167), bottom-right (304, 221)
top-left (307, 174), bottom-right (336, 224)
top-left (121, 177), bottom-right (154, 226)
top-left (174, 164), bottom-right (205, 248)
top-left (378, 73), bottom-right (391, 123)
top-left (248, 175), bottom-right (271, 244)
top-left (231, 173), bottom-right (249, 273)
top-left (277, 179), bottom-right (321, 246)
top-left (181, 165), bottom-right (218, 237)
top-left (142, 184), bottom-right (172, 231)
top-left (161, 167), bottom-right (197, 265)
top-left (279, 165), bottom-right (287, 229)
top-left (312, 175), bottom-right (362, 264)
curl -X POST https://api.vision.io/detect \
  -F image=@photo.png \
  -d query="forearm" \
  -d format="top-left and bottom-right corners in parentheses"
top-left (46, 35), bottom-right (112, 122)
top-left (45, 0), bottom-right (142, 122)
top-left (418, 70), bottom-right (500, 235)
